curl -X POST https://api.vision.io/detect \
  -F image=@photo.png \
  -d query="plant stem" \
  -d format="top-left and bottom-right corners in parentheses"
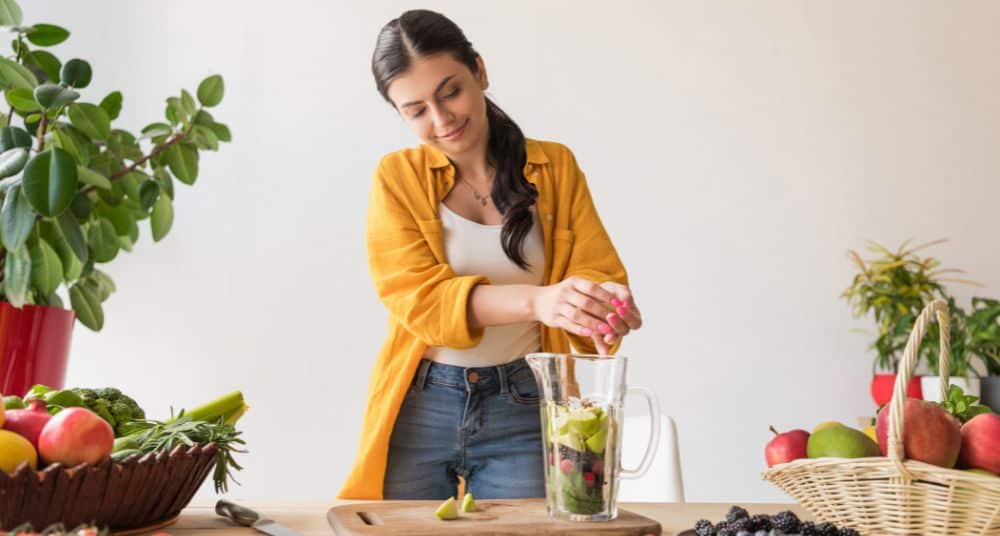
top-left (80, 131), bottom-right (186, 195)
top-left (36, 114), bottom-right (47, 152)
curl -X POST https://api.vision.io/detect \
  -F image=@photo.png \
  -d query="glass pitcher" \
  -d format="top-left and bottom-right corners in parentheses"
top-left (525, 353), bottom-right (660, 522)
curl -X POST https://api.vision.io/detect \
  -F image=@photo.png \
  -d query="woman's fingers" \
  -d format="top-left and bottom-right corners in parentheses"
top-left (606, 312), bottom-right (630, 336)
top-left (558, 302), bottom-right (608, 335)
top-left (570, 277), bottom-right (618, 305)
top-left (592, 333), bottom-right (610, 355)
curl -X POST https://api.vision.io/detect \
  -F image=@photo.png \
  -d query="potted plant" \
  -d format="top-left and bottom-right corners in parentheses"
top-left (916, 296), bottom-right (984, 402)
top-left (842, 240), bottom-right (958, 405)
top-left (962, 297), bottom-right (1000, 411)
top-left (0, 1), bottom-right (231, 396)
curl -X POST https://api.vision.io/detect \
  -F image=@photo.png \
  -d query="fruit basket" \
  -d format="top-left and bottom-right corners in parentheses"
top-left (764, 299), bottom-right (1000, 535)
top-left (0, 443), bottom-right (218, 532)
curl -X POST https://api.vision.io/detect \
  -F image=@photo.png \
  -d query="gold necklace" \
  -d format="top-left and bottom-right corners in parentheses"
top-left (458, 175), bottom-right (492, 206)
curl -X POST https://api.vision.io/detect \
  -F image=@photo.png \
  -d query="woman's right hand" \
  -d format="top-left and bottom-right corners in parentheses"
top-left (531, 277), bottom-right (619, 338)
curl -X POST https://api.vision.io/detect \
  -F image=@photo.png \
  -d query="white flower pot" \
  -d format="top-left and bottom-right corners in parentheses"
top-left (919, 376), bottom-right (981, 403)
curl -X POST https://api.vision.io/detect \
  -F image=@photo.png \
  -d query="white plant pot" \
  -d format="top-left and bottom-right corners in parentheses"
top-left (920, 376), bottom-right (981, 403)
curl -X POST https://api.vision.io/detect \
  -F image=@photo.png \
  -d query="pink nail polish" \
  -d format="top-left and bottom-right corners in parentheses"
top-left (607, 313), bottom-right (618, 322)
top-left (610, 298), bottom-right (622, 308)
top-left (598, 323), bottom-right (611, 334)
top-left (581, 327), bottom-right (593, 336)
top-left (616, 306), bottom-right (627, 317)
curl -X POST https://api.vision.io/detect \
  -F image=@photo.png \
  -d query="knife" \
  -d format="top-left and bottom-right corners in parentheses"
top-left (216, 499), bottom-right (304, 536)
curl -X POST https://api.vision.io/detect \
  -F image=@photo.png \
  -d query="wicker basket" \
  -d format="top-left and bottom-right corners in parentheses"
top-left (0, 443), bottom-right (218, 532)
top-left (764, 299), bottom-right (1000, 535)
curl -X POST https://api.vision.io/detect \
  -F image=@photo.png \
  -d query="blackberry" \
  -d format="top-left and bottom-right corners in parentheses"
top-left (726, 505), bottom-right (750, 523)
top-left (715, 521), bottom-right (733, 536)
top-left (749, 514), bottom-right (772, 531)
top-left (694, 519), bottom-right (715, 536)
top-left (816, 522), bottom-right (838, 536)
top-left (838, 529), bottom-right (860, 536)
top-left (557, 444), bottom-right (584, 463)
top-left (771, 510), bottom-right (801, 533)
top-left (729, 517), bottom-right (752, 532)
top-left (799, 521), bottom-right (817, 535)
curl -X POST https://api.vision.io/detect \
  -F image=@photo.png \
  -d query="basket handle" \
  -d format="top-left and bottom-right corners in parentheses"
top-left (886, 299), bottom-right (951, 462)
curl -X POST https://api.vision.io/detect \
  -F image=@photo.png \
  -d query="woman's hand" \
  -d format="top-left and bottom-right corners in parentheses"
top-left (590, 282), bottom-right (642, 354)
top-left (531, 277), bottom-right (620, 338)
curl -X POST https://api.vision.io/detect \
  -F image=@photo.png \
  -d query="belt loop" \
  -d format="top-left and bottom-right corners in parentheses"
top-left (497, 364), bottom-right (509, 395)
top-left (413, 359), bottom-right (432, 392)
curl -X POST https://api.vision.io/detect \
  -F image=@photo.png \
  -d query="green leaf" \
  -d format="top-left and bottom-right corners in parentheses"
top-left (98, 90), bottom-right (122, 120)
top-left (180, 89), bottom-right (197, 116)
top-left (51, 126), bottom-right (89, 165)
top-left (0, 183), bottom-right (34, 250)
top-left (5, 87), bottom-right (37, 113)
top-left (89, 269), bottom-right (115, 301)
top-left (192, 110), bottom-right (214, 126)
top-left (166, 143), bottom-right (198, 185)
top-left (0, 146), bottom-right (27, 178)
top-left (140, 122), bottom-right (172, 140)
top-left (87, 218), bottom-right (119, 263)
top-left (69, 282), bottom-right (103, 330)
top-left (197, 74), bottom-right (224, 107)
top-left (151, 193), bottom-right (173, 241)
top-left (0, 56), bottom-right (37, 91)
top-left (154, 166), bottom-right (174, 199)
top-left (69, 192), bottom-right (91, 221)
top-left (60, 58), bottom-right (91, 89)
top-left (56, 209), bottom-right (87, 264)
top-left (192, 124), bottom-right (219, 151)
top-left (40, 219), bottom-right (81, 280)
top-left (0, 125), bottom-right (31, 152)
top-left (139, 179), bottom-right (159, 210)
top-left (0, 0), bottom-right (23, 27)
top-left (67, 103), bottom-right (110, 140)
top-left (76, 165), bottom-right (111, 190)
top-left (29, 49), bottom-right (59, 83)
top-left (22, 148), bottom-right (77, 217)
top-left (26, 24), bottom-right (69, 47)
top-left (34, 82), bottom-right (78, 109)
top-left (210, 122), bottom-right (231, 142)
top-left (3, 245), bottom-right (30, 307)
top-left (29, 237), bottom-right (62, 297)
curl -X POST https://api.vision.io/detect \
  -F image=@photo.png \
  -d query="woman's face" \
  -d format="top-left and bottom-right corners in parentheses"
top-left (386, 53), bottom-right (489, 158)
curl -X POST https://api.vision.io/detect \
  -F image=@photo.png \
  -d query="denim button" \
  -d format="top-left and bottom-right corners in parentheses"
top-left (468, 371), bottom-right (480, 383)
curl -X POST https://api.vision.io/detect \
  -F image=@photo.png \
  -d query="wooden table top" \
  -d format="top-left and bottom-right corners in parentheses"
top-left (158, 500), bottom-right (807, 536)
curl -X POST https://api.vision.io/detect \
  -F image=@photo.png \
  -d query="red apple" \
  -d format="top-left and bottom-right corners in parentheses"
top-left (38, 408), bottom-right (114, 466)
top-left (765, 426), bottom-right (809, 467)
top-left (958, 413), bottom-right (1000, 474)
top-left (876, 397), bottom-right (962, 468)
top-left (3, 399), bottom-right (51, 449)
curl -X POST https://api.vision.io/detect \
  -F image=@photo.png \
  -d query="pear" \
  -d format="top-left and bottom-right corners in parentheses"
top-left (461, 492), bottom-right (476, 512)
top-left (807, 425), bottom-right (880, 459)
top-left (434, 496), bottom-right (458, 520)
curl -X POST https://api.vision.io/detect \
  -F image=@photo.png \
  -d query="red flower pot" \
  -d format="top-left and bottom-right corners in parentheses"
top-left (0, 302), bottom-right (75, 397)
top-left (870, 372), bottom-right (923, 407)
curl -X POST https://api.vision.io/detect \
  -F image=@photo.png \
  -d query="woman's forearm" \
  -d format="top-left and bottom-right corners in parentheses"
top-left (467, 284), bottom-right (540, 329)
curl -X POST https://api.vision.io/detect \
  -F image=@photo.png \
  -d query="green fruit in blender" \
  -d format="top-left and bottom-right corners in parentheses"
top-left (556, 433), bottom-right (586, 451)
top-left (586, 428), bottom-right (608, 454)
top-left (434, 496), bottom-right (459, 520)
top-left (566, 411), bottom-right (600, 436)
top-left (461, 492), bottom-right (476, 512)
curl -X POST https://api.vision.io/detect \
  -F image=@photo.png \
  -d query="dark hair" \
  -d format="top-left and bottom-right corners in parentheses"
top-left (372, 9), bottom-right (538, 270)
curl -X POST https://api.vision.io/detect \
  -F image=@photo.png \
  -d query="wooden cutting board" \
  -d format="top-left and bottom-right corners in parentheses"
top-left (327, 498), bottom-right (662, 535)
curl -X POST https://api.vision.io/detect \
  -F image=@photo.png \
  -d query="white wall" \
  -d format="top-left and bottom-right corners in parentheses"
top-left (26, 1), bottom-right (1000, 504)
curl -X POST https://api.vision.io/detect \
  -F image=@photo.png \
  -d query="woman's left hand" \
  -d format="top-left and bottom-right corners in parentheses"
top-left (590, 282), bottom-right (642, 354)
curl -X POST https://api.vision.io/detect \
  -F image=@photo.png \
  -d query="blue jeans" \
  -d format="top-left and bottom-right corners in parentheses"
top-left (383, 358), bottom-right (546, 500)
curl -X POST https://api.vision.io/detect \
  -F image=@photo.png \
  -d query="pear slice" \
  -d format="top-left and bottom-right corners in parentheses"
top-left (461, 491), bottom-right (476, 512)
top-left (434, 496), bottom-right (459, 520)
top-left (556, 432), bottom-right (586, 452)
top-left (585, 427), bottom-right (608, 454)
top-left (566, 411), bottom-right (600, 436)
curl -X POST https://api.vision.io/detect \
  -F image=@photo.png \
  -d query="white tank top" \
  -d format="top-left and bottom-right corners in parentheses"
top-left (424, 202), bottom-right (545, 367)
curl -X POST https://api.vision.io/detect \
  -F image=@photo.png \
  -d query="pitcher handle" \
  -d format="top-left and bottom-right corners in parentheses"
top-left (620, 386), bottom-right (661, 480)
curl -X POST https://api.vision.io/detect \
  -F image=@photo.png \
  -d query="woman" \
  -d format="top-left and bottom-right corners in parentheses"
top-left (338, 9), bottom-right (643, 501)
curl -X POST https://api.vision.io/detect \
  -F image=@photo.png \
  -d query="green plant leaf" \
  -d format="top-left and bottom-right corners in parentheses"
top-left (29, 49), bottom-right (59, 82)
top-left (69, 192), bottom-right (91, 221)
top-left (192, 124), bottom-right (219, 151)
top-left (69, 282), bottom-right (103, 330)
top-left (0, 125), bottom-right (31, 152)
top-left (210, 122), bottom-right (231, 142)
top-left (150, 193), bottom-right (173, 241)
top-left (140, 122), bottom-right (172, 142)
top-left (22, 147), bottom-right (77, 217)
top-left (51, 126), bottom-right (89, 165)
top-left (0, 0), bottom-right (23, 27)
top-left (180, 89), bottom-right (197, 116)
top-left (40, 219), bottom-right (82, 280)
top-left (67, 103), bottom-right (110, 140)
top-left (26, 24), bottom-right (69, 47)
top-left (29, 237), bottom-right (62, 297)
top-left (56, 209), bottom-right (87, 264)
top-left (89, 269), bottom-right (115, 301)
top-left (197, 74), bottom-right (224, 107)
top-left (139, 179), bottom-right (159, 210)
top-left (99, 90), bottom-right (122, 120)
top-left (76, 164), bottom-right (111, 190)
top-left (6, 87), bottom-right (37, 113)
top-left (0, 183), bottom-right (34, 250)
top-left (0, 56), bottom-right (37, 91)
top-left (166, 143), bottom-right (198, 185)
top-left (3, 245), bottom-right (30, 307)
top-left (60, 58), bottom-right (91, 89)
top-left (154, 166), bottom-right (174, 199)
top-left (34, 82), bottom-right (78, 109)
top-left (0, 146), bottom-right (27, 178)
top-left (87, 218), bottom-right (119, 263)
top-left (95, 202), bottom-right (133, 237)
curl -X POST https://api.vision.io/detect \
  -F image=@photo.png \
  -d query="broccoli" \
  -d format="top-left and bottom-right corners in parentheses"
top-left (71, 387), bottom-right (146, 436)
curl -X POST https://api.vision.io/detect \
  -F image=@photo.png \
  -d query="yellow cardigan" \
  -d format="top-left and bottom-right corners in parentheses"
top-left (337, 138), bottom-right (628, 499)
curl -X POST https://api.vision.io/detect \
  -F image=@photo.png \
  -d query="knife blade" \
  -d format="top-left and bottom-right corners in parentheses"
top-left (216, 499), bottom-right (304, 536)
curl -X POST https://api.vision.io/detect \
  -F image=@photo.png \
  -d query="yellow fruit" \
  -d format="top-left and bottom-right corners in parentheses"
top-left (863, 424), bottom-right (877, 443)
top-left (0, 430), bottom-right (36, 472)
top-left (813, 421), bottom-right (844, 434)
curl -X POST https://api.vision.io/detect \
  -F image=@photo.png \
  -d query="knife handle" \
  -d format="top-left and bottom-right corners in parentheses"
top-left (216, 499), bottom-right (261, 527)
